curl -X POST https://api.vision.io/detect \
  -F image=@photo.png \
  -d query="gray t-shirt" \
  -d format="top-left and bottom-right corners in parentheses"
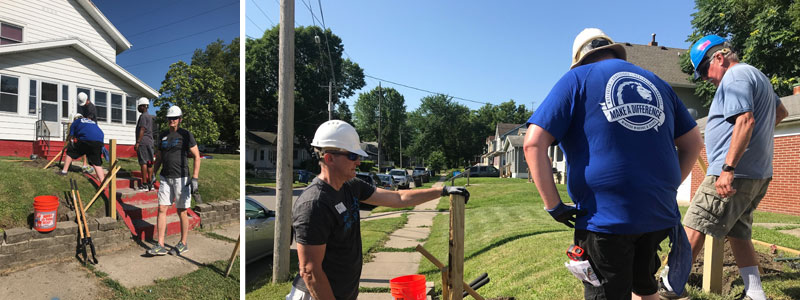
top-left (291, 177), bottom-right (375, 300)
top-left (157, 128), bottom-right (197, 178)
top-left (704, 63), bottom-right (781, 179)
top-left (136, 112), bottom-right (154, 146)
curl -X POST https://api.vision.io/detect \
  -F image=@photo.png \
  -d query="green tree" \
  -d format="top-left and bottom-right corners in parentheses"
top-left (407, 95), bottom-right (472, 168)
top-left (334, 102), bottom-right (353, 124)
top-left (427, 150), bottom-right (446, 173)
top-left (155, 61), bottom-right (228, 144)
top-left (685, 0), bottom-right (800, 106)
top-left (245, 25), bottom-right (366, 147)
top-left (353, 87), bottom-right (407, 166)
top-left (190, 38), bottom-right (240, 146)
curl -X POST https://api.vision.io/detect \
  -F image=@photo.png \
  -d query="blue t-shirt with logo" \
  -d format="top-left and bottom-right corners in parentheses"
top-left (69, 118), bottom-right (104, 142)
top-left (704, 63), bottom-right (780, 179)
top-left (528, 59), bottom-right (697, 234)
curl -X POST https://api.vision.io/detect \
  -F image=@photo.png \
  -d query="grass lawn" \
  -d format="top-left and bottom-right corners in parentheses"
top-left (370, 176), bottom-right (444, 214)
top-left (421, 177), bottom-right (800, 300)
top-left (0, 154), bottom-right (239, 229)
top-left (90, 258), bottom-right (240, 299)
top-left (245, 214), bottom-right (408, 299)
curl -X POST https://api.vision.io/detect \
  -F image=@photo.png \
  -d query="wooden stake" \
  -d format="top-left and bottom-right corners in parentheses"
top-left (702, 237), bottom-right (724, 293)
top-left (109, 140), bottom-right (117, 219)
top-left (448, 194), bottom-right (466, 300)
top-left (84, 163), bottom-right (121, 213)
top-left (225, 235), bottom-right (241, 277)
top-left (43, 144), bottom-right (67, 169)
top-left (415, 244), bottom-right (484, 300)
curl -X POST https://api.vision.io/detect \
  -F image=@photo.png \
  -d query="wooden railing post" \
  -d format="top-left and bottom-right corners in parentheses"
top-left (696, 156), bottom-right (723, 293)
top-left (109, 139), bottom-right (117, 219)
top-left (447, 194), bottom-right (465, 300)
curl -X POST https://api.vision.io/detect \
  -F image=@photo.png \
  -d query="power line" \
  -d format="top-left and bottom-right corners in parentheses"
top-left (247, 15), bottom-right (265, 34)
top-left (363, 74), bottom-right (490, 105)
top-left (125, 1), bottom-right (238, 38)
top-left (111, 0), bottom-right (190, 26)
top-left (316, 0), bottom-right (336, 85)
top-left (121, 21), bottom-right (238, 54)
top-left (249, 0), bottom-right (276, 26)
top-left (121, 51), bottom-right (196, 68)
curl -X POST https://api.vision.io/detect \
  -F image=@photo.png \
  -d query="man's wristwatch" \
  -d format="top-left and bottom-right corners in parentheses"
top-left (722, 163), bottom-right (736, 172)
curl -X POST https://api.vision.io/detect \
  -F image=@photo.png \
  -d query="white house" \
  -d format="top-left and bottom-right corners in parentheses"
top-left (245, 130), bottom-right (311, 171)
top-left (0, 0), bottom-right (159, 158)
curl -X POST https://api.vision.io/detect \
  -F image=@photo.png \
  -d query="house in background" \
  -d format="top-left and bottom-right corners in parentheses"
top-left (0, 0), bottom-right (159, 158)
top-left (621, 35), bottom-right (705, 118)
top-left (501, 134), bottom-right (526, 178)
top-left (245, 130), bottom-right (310, 172)
top-left (482, 123), bottom-right (525, 170)
top-left (687, 93), bottom-right (800, 216)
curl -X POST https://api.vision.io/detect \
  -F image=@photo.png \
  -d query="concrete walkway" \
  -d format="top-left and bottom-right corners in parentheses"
top-left (358, 177), bottom-right (446, 298)
top-left (0, 221), bottom-right (239, 299)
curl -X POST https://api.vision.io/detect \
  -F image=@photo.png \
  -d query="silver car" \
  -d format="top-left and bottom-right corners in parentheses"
top-left (388, 169), bottom-right (410, 189)
top-left (245, 196), bottom-right (275, 264)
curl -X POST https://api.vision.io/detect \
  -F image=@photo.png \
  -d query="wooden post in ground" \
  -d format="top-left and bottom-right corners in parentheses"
top-left (109, 140), bottom-right (116, 219)
top-left (448, 194), bottom-right (465, 300)
top-left (696, 156), bottom-right (723, 293)
top-left (273, 0), bottom-right (295, 284)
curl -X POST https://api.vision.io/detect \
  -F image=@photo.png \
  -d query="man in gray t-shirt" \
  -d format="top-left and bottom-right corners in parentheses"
top-left (665, 35), bottom-right (789, 300)
top-left (135, 98), bottom-right (155, 191)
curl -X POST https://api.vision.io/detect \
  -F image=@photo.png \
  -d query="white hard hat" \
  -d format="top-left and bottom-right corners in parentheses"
top-left (166, 105), bottom-right (182, 117)
top-left (72, 113), bottom-right (83, 120)
top-left (310, 120), bottom-right (368, 157)
top-left (137, 97), bottom-right (149, 107)
top-left (78, 92), bottom-right (88, 106)
top-left (570, 28), bottom-right (627, 69)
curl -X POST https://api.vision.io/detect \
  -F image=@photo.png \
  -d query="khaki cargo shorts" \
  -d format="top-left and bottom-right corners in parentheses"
top-left (683, 175), bottom-right (771, 240)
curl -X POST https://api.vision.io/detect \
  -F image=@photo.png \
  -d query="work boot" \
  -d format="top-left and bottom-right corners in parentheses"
top-left (658, 278), bottom-right (689, 300)
top-left (170, 242), bottom-right (188, 255)
top-left (146, 244), bottom-right (168, 256)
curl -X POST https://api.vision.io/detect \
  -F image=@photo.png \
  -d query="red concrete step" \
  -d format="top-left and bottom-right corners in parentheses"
top-left (117, 188), bottom-right (158, 205)
top-left (132, 213), bottom-right (201, 241)
top-left (121, 201), bottom-right (177, 220)
top-left (115, 177), bottom-right (142, 189)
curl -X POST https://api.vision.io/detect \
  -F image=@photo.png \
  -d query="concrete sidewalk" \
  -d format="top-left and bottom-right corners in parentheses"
top-left (358, 177), bottom-right (446, 298)
top-left (0, 221), bottom-right (239, 299)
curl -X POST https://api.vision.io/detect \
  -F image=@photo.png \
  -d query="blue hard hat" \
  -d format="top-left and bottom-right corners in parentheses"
top-left (690, 35), bottom-right (727, 79)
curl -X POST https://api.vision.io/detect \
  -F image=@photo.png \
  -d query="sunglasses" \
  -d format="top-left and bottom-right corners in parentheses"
top-left (168, 116), bottom-right (181, 121)
top-left (696, 58), bottom-right (711, 79)
top-left (326, 151), bottom-right (360, 161)
top-left (589, 38), bottom-right (611, 49)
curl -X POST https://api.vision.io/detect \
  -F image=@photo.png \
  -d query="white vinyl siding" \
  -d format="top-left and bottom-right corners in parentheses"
top-left (0, 0), bottom-right (118, 60)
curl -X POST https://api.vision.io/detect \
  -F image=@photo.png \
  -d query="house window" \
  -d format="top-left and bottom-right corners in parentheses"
top-left (76, 87), bottom-right (90, 113)
top-left (126, 96), bottom-right (137, 125)
top-left (110, 93), bottom-right (122, 123)
top-left (0, 75), bottom-right (18, 113)
top-left (269, 149), bottom-right (277, 163)
top-left (40, 82), bottom-right (58, 122)
top-left (0, 23), bottom-right (23, 45)
top-left (61, 85), bottom-right (69, 119)
top-left (556, 147), bottom-right (564, 162)
top-left (28, 80), bottom-right (36, 115)
top-left (94, 90), bottom-right (107, 122)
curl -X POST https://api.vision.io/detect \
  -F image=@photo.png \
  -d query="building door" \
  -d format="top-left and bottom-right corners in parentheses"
top-left (39, 82), bottom-right (61, 138)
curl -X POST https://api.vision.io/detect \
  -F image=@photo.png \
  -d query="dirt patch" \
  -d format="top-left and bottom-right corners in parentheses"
top-left (686, 239), bottom-right (787, 295)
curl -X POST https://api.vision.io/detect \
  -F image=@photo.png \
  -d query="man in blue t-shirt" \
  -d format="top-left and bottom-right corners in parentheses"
top-left (523, 28), bottom-right (703, 299)
top-left (57, 114), bottom-right (106, 183)
top-left (668, 35), bottom-right (789, 300)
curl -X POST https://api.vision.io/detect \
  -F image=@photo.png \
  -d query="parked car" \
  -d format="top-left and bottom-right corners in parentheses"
top-left (388, 169), bottom-right (411, 189)
top-left (468, 165), bottom-right (500, 177)
top-left (356, 172), bottom-right (381, 187)
top-left (376, 174), bottom-right (398, 190)
top-left (245, 197), bottom-right (275, 264)
top-left (413, 167), bottom-right (430, 182)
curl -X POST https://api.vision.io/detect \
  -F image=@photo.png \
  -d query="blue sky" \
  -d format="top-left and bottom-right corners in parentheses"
top-left (94, 0), bottom-right (239, 112)
top-left (245, 0), bottom-right (697, 112)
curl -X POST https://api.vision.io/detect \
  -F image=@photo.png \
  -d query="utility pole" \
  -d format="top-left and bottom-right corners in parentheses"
top-left (273, 0), bottom-right (294, 283)
top-left (377, 82), bottom-right (382, 171)
top-left (328, 81), bottom-right (333, 120)
top-left (399, 130), bottom-right (403, 168)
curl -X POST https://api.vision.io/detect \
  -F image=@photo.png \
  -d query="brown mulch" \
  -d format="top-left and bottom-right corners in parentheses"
top-left (686, 239), bottom-right (786, 295)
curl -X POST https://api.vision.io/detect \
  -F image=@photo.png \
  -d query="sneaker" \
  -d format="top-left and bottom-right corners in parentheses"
top-left (82, 166), bottom-right (93, 173)
top-left (742, 295), bottom-right (772, 300)
top-left (170, 242), bottom-right (188, 255)
top-left (55, 170), bottom-right (68, 176)
top-left (658, 278), bottom-right (689, 300)
top-left (146, 244), bottom-right (168, 256)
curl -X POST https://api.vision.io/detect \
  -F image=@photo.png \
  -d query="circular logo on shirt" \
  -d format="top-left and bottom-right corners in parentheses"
top-left (600, 72), bottom-right (665, 132)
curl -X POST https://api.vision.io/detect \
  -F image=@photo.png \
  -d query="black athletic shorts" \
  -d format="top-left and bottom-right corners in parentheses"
top-left (66, 140), bottom-right (104, 167)
top-left (574, 228), bottom-right (670, 299)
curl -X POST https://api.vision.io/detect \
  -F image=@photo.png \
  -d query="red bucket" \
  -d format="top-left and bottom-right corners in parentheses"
top-left (33, 195), bottom-right (59, 232)
top-left (390, 274), bottom-right (426, 300)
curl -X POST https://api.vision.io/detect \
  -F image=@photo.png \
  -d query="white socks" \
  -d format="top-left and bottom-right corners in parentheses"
top-left (740, 265), bottom-right (766, 300)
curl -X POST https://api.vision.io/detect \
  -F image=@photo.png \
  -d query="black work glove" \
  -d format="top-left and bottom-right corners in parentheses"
top-left (187, 178), bottom-right (199, 194)
top-left (545, 202), bottom-right (585, 228)
top-left (441, 186), bottom-right (470, 203)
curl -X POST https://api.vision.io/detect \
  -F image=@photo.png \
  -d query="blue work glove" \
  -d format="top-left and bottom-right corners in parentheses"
top-left (441, 186), bottom-right (469, 203)
top-left (545, 202), bottom-right (585, 228)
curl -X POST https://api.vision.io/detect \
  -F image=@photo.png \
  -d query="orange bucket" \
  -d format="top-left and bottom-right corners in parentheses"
top-left (33, 195), bottom-right (59, 232)
top-left (390, 274), bottom-right (426, 300)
